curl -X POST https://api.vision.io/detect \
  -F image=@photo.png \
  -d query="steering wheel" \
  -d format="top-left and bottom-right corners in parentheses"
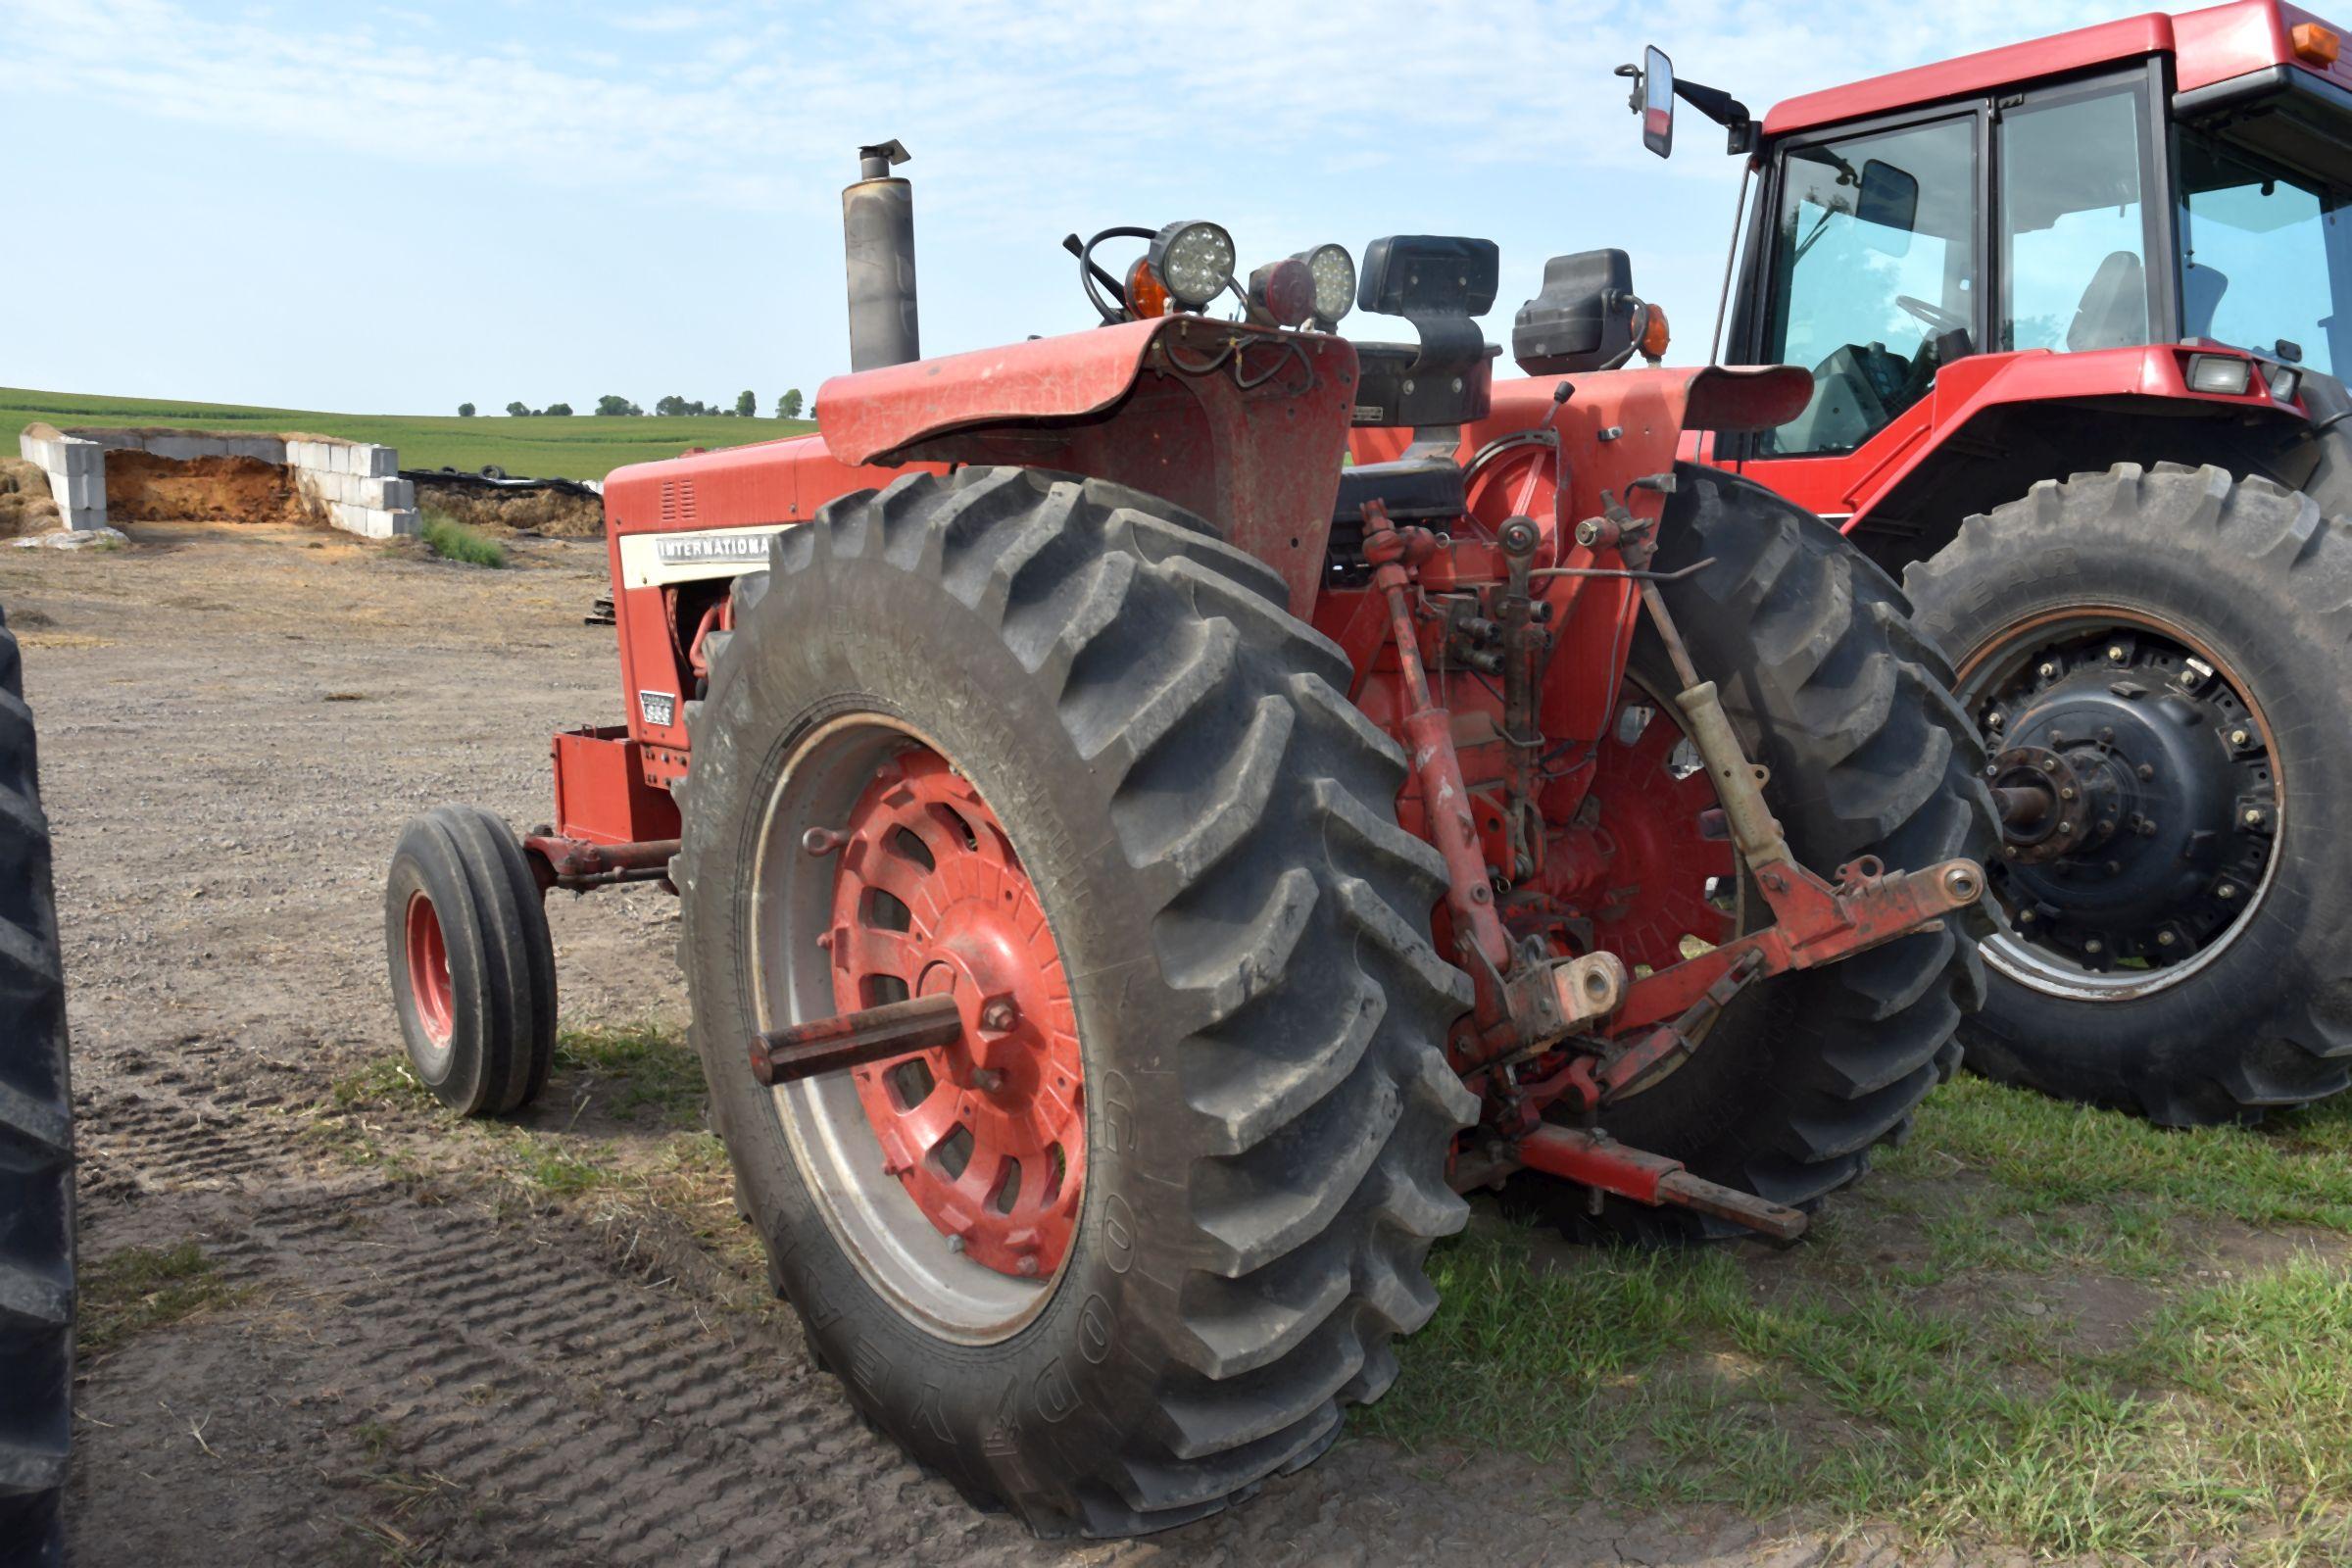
top-left (1075, 226), bottom-right (1155, 323)
top-left (1895, 294), bottom-right (1969, 335)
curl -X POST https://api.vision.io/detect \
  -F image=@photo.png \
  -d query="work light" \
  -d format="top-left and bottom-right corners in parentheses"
top-left (1295, 243), bottom-right (1356, 328)
top-left (1148, 221), bottom-right (1236, 310)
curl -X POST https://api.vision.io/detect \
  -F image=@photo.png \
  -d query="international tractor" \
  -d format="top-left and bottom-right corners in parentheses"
top-left (1634, 0), bottom-right (2352, 1124)
top-left (382, 146), bottom-right (1997, 1530)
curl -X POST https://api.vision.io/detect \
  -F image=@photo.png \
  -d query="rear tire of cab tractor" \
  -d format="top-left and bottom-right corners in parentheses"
top-left (0, 602), bottom-right (74, 1566)
top-left (383, 806), bottom-right (557, 1116)
top-left (1520, 467), bottom-right (1995, 1244)
top-left (1902, 464), bottom-right (2352, 1125)
top-left (678, 466), bottom-right (1476, 1537)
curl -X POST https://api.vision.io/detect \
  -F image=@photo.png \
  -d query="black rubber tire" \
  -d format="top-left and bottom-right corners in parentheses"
top-left (0, 602), bottom-right (74, 1567)
top-left (383, 806), bottom-right (557, 1116)
top-left (1903, 463), bottom-right (2352, 1124)
top-left (679, 466), bottom-right (1476, 1538)
top-left (1525, 465), bottom-right (1995, 1243)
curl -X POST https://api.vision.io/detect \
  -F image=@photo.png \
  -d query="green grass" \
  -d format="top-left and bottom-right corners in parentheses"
top-left (1878, 1071), bottom-right (2352, 1230)
top-left (418, 512), bottom-right (507, 568)
top-left (1359, 1073), bottom-right (2352, 1559)
top-left (2, 386), bottom-right (814, 482)
top-left (81, 1242), bottom-right (251, 1355)
top-left (553, 1022), bottom-right (707, 1125)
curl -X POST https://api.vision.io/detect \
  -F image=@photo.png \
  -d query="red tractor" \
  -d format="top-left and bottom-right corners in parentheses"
top-left (385, 146), bottom-right (1993, 1533)
top-left (1633, 0), bottom-right (2352, 1124)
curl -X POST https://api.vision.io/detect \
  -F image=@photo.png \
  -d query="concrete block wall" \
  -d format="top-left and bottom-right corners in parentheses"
top-left (17, 425), bottom-right (108, 530)
top-left (15, 425), bottom-right (420, 539)
top-left (283, 439), bottom-right (417, 538)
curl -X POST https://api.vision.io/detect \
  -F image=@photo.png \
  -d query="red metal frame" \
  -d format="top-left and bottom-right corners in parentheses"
top-left (1764, 0), bottom-right (2352, 136)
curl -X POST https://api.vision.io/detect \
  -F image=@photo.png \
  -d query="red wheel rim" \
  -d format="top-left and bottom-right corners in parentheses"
top-left (404, 891), bottom-right (456, 1047)
top-left (828, 750), bottom-right (1083, 1280)
top-left (1582, 681), bottom-right (1740, 971)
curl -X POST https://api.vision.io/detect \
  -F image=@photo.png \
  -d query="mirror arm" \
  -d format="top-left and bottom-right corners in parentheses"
top-left (1675, 77), bottom-right (1757, 156)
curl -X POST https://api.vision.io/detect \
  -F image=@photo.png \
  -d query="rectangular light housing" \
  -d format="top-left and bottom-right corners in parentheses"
top-left (2186, 354), bottom-right (2254, 396)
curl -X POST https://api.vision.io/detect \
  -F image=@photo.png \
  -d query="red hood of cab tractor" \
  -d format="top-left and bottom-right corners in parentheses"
top-left (1764, 0), bottom-right (2352, 136)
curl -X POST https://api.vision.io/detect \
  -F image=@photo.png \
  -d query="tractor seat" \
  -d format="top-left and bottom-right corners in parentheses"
top-left (1332, 458), bottom-right (1468, 526)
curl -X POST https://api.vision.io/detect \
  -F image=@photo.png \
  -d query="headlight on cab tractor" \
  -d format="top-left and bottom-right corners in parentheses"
top-left (1150, 220), bottom-right (1237, 310)
top-left (2185, 353), bottom-right (2253, 396)
top-left (1295, 243), bottom-right (1355, 328)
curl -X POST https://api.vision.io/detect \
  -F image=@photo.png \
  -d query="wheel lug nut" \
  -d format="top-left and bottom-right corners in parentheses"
top-left (2244, 808), bottom-right (2266, 827)
top-left (2059, 786), bottom-right (2077, 801)
top-left (947, 1234), bottom-right (965, 1252)
top-left (2157, 930), bottom-right (2177, 947)
top-left (971, 1068), bottom-right (1005, 1093)
top-left (1016, 1254), bottom-right (1040, 1276)
top-left (1986, 712), bottom-right (2005, 730)
top-left (979, 1000), bottom-right (1017, 1032)
top-left (2038, 662), bottom-right (2059, 680)
top-left (2138, 763), bottom-right (2155, 781)
top-left (2085, 938), bottom-right (2104, 954)
top-left (2230, 728), bottom-right (2251, 747)
top-left (2218, 883), bottom-right (2237, 901)
top-left (2107, 645), bottom-right (2127, 663)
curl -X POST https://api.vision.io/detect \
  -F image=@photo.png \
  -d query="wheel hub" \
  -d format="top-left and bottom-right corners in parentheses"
top-left (828, 751), bottom-right (1083, 1280)
top-left (1977, 622), bottom-right (2276, 977)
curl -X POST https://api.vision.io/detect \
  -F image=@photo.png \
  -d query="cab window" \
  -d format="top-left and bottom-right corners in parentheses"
top-left (2178, 126), bottom-right (2351, 373)
top-left (1760, 116), bottom-right (1980, 457)
top-left (2000, 81), bottom-right (2152, 354)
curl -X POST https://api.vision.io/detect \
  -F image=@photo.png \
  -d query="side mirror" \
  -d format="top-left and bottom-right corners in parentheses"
top-left (1513, 248), bottom-right (1638, 374)
top-left (1642, 46), bottom-right (1675, 158)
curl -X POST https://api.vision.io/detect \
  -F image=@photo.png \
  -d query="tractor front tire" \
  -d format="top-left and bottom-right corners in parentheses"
top-left (679, 467), bottom-right (1474, 1537)
top-left (0, 603), bottom-right (73, 1566)
top-left (384, 806), bottom-right (557, 1116)
top-left (1903, 464), bottom-right (2352, 1124)
top-left (1531, 466), bottom-right (1995, 1243)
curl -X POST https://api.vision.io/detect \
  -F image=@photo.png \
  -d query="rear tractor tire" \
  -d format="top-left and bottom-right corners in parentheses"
top-left (1903, 464), bottom-right (2352, 1125)
top-left (1523, 466), bottom-right (1996, 1243)
top-left (383, 806), bottom-right (557, 1116)
top-left (679, 466), bottom-right (1475, 1536)
top-left (0, 602), bottom-right (74, 1566)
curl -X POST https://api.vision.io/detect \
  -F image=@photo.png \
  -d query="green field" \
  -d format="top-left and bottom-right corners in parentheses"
top-left (2, 387), bottom-right (816, 483)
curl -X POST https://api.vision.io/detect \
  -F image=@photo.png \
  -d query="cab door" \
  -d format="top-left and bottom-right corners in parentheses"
top-left (1730, 105), bottom-right (1986, 523)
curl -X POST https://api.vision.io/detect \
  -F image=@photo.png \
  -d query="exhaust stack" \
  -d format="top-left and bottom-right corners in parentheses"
top-left (844, 140), bottom-right (919, 371)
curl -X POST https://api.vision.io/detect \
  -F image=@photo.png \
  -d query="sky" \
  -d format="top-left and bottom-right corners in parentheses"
top-left (0, 0), bottom-right (2206, 416)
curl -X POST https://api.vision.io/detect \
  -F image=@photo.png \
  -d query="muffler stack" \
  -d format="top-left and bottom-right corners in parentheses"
top-left (843, 139), bottom-right (919, 371)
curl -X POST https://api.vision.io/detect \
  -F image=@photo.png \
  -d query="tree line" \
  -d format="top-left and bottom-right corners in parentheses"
top-left (457, 390), bottom-right (807, 419)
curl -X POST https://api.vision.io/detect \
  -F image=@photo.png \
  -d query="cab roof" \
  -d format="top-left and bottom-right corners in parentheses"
top-left (1763, 0), bottom-right (2352, 137)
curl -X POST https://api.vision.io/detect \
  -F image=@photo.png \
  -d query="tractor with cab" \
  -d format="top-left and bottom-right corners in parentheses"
top-left (383, 141), bottom-right (1993, 1533)
top-left (1630, 0), bottom-right (2352, 1124)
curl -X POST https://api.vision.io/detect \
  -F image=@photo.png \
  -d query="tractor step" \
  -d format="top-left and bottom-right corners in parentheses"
top-left (749, 994), bottom-right (963, 1086)
top-left (1514, 1124), bottom-right (1807, 1241)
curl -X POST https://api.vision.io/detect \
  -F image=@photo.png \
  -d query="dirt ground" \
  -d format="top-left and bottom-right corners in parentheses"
top-left (4, 522), bottom-right (2090, 1566)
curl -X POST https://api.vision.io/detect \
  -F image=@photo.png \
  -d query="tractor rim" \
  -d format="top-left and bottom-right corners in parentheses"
top-left (403, 891), bottom-right (456, 1056)
top-left (1957, 606), bottom-right (2282, 1002)
top-left (751, 714), bottom-right (1083, 1344)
